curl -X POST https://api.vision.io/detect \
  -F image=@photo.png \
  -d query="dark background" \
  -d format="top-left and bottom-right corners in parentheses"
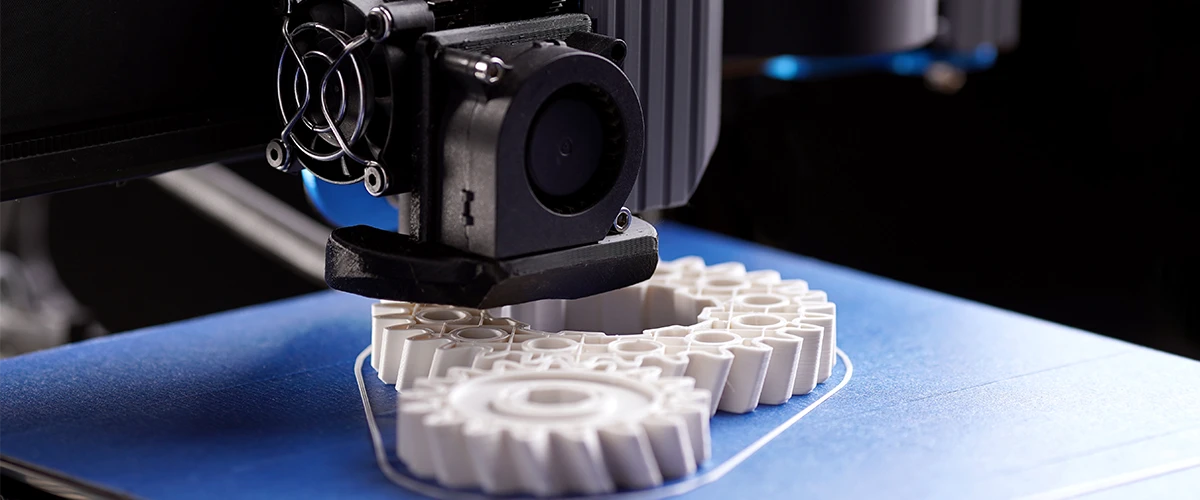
top-left (23, 0), bottom-right (1200, 358)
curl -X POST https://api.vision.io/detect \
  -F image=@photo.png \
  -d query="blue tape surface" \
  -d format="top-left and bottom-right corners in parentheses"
top-left (2, 222), bottom-right (1198, 499)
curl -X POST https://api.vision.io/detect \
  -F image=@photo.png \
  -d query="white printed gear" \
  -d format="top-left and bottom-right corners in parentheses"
top-left (396, 359), bottom-right (711, 496)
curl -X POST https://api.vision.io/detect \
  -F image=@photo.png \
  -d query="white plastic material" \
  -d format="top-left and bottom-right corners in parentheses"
top-left (370, 302), bottom-right (413, 370)
top-left (396, 359), bottom-right (711, 497)
top-left (366, 257), bottom-right (840, 494)
top-left (370, 257), bottom-right (838, 414)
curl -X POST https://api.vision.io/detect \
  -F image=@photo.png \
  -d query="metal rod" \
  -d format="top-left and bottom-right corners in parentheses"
top-left (151, 164), bottom-right (329, 285)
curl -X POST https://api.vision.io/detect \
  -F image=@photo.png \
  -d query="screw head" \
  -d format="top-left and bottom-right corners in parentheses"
top-left (363, 163), bottom-right (389, 196)
top-left (473, 56), bottom-right (506, 85)
top-left (266, 139), bottom-right (298, 173)
top-left (611, 207), bottom-right (632, 234)
top-left (367, 7), bottom-right (392, 43)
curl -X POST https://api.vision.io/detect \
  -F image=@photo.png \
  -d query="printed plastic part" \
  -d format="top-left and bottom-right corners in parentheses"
top-left (367, 257), bottom-right (839, 494)
top-left (488, 257), bottom-right (837, 410)
top-left (373, 258), bottom-right (838, 411)
top-left (396, 360), bottom-right (712, 496)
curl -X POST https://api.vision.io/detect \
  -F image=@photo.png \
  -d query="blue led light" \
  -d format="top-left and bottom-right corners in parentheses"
top-left (890, 51), bottom-right (932, 76)
top-left (764, 55), bottom-right (809, 80)
top-left (973, 43), bottom-right (998, 67)
top-left (761, 44), bottom-right (999, 82)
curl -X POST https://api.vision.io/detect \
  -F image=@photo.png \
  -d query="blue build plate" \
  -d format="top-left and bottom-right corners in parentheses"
top-left (1, 222), bottom-right (1198, 499)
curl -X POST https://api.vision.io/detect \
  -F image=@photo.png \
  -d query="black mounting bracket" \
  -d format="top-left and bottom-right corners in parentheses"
top-left (324, 216), bottom-right (659, 309)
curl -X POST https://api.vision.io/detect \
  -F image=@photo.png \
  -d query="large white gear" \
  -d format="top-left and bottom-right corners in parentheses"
top-left (395, 359), bottom-right (711, 497)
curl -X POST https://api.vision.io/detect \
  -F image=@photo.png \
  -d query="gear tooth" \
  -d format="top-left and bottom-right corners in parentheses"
top-left (396, 401), bottom-right (439, 478)
top-left (801, 306), bottom-right (840, 381)
top-left (798, 302), bottom-right (837, 383)
top-left (596, 424), bottom-right (664, 490)
top-left (705, 262), bottom-right (747, 276)
top-left (757, 333), bottom-right (803, 405)
top-left (424, 410), bottom-right (478, 489)
top-left (668, 256), bottom-right (706, 271)
top-left (800, 290), bottom-right (829, 304)
top-left (745, 269), bottom-right (783, 285)
top-left (505, 428), bottom-right (555, 497)
top-left (717, 342), bottom-right (773, 414)
top-left (666, 396), bottom-right (712, 465)
top-left (429, 344), bottom-right (491, 378)
top-left (803, 301), bottom-right (835, 315)
top-left (370, 302), bottom-right (415, 371)
top-left (640, 414), bottom-right (697, 479)
top-left (780, 323), bottom-right (823, 395)
top-left (377, 327), bottom-right (428, 385)
top-left (772, 278), bottom-right (810, 295)
top-left (547, 429), bottom-right (616, 495)
top-left (682, 350), bottom-right (734, 416)
top-left (462, 423), bottom-right (519, 495)
top-left (396, 335), bottom-right (453, 389)
top-left (642, 355), bottom-right (690, 378)
top-left (672, 389), bottom-right (713, 414)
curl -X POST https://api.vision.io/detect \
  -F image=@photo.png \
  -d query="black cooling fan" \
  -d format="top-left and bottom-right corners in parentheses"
top-left (271, 0), bottom-right (404, 185)
top-left (268, 0), bottom-right (575, 191)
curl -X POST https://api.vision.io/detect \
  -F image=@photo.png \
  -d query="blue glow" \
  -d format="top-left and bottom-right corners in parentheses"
top-left (764, 56), bottom-right (809, 80)
top-left (973, 43), bottom-right (998, 67)
top-left (890, 51), bottom-right (932, 76)
top-left (302, 170), bottom-right (399, 231)
top-left (762, 44), bottom-right (999, 82)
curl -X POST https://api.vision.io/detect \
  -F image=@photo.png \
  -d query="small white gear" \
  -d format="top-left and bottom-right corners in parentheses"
top-left (395, 360), bottom-right (711, 497)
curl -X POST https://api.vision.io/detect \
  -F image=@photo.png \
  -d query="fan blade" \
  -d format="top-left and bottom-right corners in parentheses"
top-left (308, 1), bottom-right (346, 28)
